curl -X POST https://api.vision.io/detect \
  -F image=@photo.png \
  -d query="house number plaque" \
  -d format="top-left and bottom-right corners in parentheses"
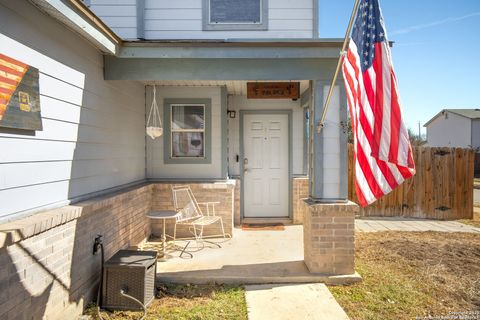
top-left (247, 82), bottom-right (300, 100)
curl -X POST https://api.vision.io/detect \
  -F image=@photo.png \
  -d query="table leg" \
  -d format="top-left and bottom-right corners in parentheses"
top-left (162, 218), bottom-right (166, 258)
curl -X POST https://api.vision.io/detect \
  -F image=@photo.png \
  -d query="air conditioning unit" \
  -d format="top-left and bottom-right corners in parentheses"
top-left (102, 250), bottom-right (157, 310)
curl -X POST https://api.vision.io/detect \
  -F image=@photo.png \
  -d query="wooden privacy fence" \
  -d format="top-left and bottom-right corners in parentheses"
top-left (348, 145), bottom-right (475, 220)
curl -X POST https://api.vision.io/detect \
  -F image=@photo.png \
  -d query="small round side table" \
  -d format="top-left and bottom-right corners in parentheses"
top-left (146, 210), bottom-right (180, 260)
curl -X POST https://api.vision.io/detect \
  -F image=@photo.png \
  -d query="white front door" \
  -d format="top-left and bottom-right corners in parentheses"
top-left (243, 113), bottom-right (289, 217)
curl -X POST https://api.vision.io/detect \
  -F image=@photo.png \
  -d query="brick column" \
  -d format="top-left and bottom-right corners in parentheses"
top-left (303, 200), bottom-right (359, 275)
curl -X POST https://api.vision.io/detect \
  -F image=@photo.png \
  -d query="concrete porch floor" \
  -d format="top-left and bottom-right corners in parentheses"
top-left (155, 225), bottom-right (361, 285)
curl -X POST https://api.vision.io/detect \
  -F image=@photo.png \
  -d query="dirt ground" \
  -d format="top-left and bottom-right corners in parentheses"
top-left (372, 232), bottom-right (480, 306)
top-left (331, 231), bottom-right (480, 320)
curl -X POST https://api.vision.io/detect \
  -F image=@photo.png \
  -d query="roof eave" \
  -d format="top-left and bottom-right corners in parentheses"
top-left (28, 0), bottom-right (122, 55)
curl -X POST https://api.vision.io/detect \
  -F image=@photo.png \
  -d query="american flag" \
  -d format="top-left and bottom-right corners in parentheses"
top-left (342, 0), bottom-right (415, 207)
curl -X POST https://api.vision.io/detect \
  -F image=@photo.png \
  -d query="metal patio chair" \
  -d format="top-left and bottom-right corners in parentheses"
top-left (171, 185), bottom-right (229, 253)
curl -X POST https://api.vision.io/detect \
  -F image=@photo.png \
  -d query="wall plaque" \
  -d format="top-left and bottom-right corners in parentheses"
top-left (0, 53), bottom-right (42, 130)
top-left (247, 82), bottom-right (300, 100)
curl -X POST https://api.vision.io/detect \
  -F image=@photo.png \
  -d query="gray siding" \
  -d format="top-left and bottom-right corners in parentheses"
top-left (88, 0), bottom-right (138, 39)
top-left (146, 86), bottom-right (223, 179)
top-left (0, 0), bottom-right (146, 221)
top-left (89, 0), bottom-right (314, 40)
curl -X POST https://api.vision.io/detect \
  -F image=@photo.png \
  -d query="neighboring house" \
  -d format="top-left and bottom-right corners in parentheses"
top-left (424, 109), bottom-right (480, 149)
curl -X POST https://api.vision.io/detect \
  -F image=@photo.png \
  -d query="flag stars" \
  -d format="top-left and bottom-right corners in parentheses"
top-left (352, 0), bottom-right (389, 71)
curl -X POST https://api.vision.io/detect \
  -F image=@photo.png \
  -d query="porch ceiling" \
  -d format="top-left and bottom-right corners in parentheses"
top-left (144, 80), bottom-right (310, 96)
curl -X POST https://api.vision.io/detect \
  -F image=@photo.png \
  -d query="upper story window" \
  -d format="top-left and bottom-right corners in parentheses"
top-left (203, 0), bottom-right (268, 31)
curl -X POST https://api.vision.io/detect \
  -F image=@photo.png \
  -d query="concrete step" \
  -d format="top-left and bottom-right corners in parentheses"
top-left (157, 266), bottom-right (362, 286)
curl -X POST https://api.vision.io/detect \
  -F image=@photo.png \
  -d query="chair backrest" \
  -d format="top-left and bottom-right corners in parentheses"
top-left (171, 185), bottom-right (203, 222)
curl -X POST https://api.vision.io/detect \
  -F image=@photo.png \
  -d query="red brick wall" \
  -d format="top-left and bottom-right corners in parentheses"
top-left (293, 177), bottom-right (309, 224)
top-left (150, 181), bottom-right (235, 238)
top-left (0, 184), bottom-right (153, 319)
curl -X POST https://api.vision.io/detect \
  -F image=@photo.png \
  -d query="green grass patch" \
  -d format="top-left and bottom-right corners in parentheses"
top-left (85, 284), bottom-right (247, 320)
top-left (330, 262), bottom-right (434, 320)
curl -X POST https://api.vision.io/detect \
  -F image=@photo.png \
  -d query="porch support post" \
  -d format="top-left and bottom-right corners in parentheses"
top-left (309, 79), bottom-right (348, 201)
top-left (303, 80), bottom-right (360, 278)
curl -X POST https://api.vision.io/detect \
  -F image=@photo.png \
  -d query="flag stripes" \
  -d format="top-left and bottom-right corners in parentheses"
top-left (0, 53), bottom-right (29, 120)
top-left (342, 0), bottom-right (415, 207)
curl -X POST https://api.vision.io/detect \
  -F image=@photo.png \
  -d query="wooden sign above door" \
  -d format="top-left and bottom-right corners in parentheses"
top-left (247, 82), bottom-right (300, 100)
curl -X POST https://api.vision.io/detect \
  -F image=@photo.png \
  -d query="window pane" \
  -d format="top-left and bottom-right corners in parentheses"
top-left (172, 132), bottom-right (204, 157)
top-left (172, 105), bottom-right (204, 130)
top-left (210, 0), bottom-right (261, 24)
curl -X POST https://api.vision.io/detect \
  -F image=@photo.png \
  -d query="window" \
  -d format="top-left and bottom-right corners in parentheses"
top-left (171, 105), bottom-right (205, 158)
top-left (164, 99), bottom-right (212, 164)
top-left (202, 0), bottom-right (268, 31)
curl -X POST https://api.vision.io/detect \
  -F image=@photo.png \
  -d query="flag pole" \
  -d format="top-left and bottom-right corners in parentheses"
top-left (317, 0), bottom-right (361, 133)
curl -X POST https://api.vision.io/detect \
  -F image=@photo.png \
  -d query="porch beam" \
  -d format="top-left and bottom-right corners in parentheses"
top-left (117, 46), bottom-right (341, 59)
top-left (104, 58), bottom-right (337, 81)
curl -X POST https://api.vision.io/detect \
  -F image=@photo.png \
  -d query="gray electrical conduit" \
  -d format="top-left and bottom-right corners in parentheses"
top-left (94, 240), bottom-right (147, 320)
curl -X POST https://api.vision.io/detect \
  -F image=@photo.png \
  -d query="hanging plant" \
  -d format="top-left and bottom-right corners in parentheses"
top-left (146, 85), bottom-right (163, 139)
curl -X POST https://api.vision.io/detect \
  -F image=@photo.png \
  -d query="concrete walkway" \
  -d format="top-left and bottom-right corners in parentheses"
top-left (245, 283), bottom-right (349, 320)
top-left (355, 217), bottom-right (480, 233)
top-left (155, 225), bottom-right (360, 285)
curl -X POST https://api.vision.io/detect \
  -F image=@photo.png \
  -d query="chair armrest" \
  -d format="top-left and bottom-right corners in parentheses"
top-left (197, 202), bottom-right (220, 216)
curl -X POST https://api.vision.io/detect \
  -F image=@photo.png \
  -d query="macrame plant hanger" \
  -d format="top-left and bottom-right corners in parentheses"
top-left (146, 85), bottom-right (163, 139)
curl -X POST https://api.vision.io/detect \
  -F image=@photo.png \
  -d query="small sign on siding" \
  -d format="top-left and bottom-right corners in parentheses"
top-left (0, 53), bottom-right (42, 130)
top-left (247, 82), bottom-right (300, 100)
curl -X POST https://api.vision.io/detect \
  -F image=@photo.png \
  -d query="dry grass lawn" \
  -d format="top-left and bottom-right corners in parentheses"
top-left (330, 232), bottom-right (480, 320)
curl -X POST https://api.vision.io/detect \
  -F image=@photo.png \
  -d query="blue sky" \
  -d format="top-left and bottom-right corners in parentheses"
top-left (320, 0), bottom-right (480, 135)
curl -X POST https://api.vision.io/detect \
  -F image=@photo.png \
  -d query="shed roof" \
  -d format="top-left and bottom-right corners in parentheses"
top-left (424, 108), bottom-right (480, 127)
